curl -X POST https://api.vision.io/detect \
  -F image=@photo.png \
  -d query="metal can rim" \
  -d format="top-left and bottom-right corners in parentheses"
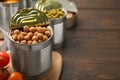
top-left (8, 25), bottom-right (53, 50)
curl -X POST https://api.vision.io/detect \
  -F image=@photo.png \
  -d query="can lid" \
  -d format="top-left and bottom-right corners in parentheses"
top-left (10, 8), bottom-right (49, 30)
top-left (34, 0), bottom-right (62, 12)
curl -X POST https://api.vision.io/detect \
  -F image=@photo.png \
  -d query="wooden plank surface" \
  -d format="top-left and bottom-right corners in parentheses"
top-left (54, 0), bottom-right (120, 80)
top-left (1, 0), bottom-right (120, 80)
top-left (9, 52), bottom-right (62, 80)
top-left (72, 0), bottom-right (120, 9)
top-left (55, 30), bottom-right (120, 80)
top-left (78, 10), bottom-right (120, 30)
top-left (37, 51), bottom-right (62, 80)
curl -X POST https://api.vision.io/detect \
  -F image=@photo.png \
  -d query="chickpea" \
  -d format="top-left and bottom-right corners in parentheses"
top-left (38, 40), bottom-right (42, 43)
top-left (11, 25), bottom-right (51, 44)
top-left (20, 40), bottom-right (27, 44)
top-left (21, 32), bottom-right (27, 36)
top-left (24, 35), bottom-right (30, 41)
top-left (12, 35), bottom-right (17, 41)
top-left (29, 27), bottom-right (37, 33)
top-left (42, 27), bottom-right (48, 32)
top-left (44, 30), bottom-right (51, 37)
top-left (32, 40), bottom-right (38, 44)
top-left (32, 35), bottom-right (38, 41)
top-left (42, 35), bottom-right (48, 41)
top-left (46, 28), bottom-right (50, 31)
top-left (17, 34), bottom-right (24, 41)
top-left (35, 27), bottom-right (39, 30)
top-left (37, 27), bottom-right (44, 33)
top-left (34, 31), bottom-right (39, 36)
top-left (37, 33), bottom-right (43, 40)
top-left (27, 40), bottom-right (32, 44)
top-left (23, 25), bottom-right (29, 32)
top-left (13, 29), bottom-right (20, 35)
top-left (27, 32), bottom-right (33, 38)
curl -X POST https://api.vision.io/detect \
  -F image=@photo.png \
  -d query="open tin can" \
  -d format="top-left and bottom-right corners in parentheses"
top-left (34, 0), bottom-right (67, 48)
top-left (8, 8), bottom-right (53, 79)
top-left (59, 0), bottom-right (78, 29)
top-left (8, 26), bottom-right (53, 79)
top-left (49, 9), bottom-right (66, 48)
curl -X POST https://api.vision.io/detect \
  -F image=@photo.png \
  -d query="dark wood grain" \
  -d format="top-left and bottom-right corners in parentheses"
top-left (72, 0), bottom-right (120, 9)
top-left (78, 10), bottom-right (120, 30)
top-left (54, 0), bottom-right (120, 80)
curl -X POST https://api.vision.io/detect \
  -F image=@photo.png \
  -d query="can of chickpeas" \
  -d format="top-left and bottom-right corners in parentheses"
top-left (8, 8), bottom-right (53, 79)
top-left (8, 25), bottom-right (53, 79)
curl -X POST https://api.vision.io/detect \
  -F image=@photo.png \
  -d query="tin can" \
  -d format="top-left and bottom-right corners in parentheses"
top-left (19, 0), bottom-right (37, 9)
top-left (0, 28), bottom-right (8, 51)
top-left (59, 0), bottom-right (78, 29)
top-left (50, 9), bottom-right (66, 48)
top-left (0, 2), bottom-right (19, 32)
top-left (8, 26), bottom-right (53, 79)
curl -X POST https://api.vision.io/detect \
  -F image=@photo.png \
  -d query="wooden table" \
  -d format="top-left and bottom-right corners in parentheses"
top-left (54, 0), bottom-right (120, 80)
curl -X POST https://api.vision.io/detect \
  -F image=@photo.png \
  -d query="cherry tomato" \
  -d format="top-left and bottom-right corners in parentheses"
top-left (8, 72), bottom-right (24, 80)
top-left (0, 68), bottom-right (9, 80)
top-left (0, 51), bottom-right (10, 68)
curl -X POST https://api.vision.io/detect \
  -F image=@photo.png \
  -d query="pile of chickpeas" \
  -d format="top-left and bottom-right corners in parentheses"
top-left (44, 8), bottom-right (65, 19)
top-left (11, 25), bottom-right (51, 44)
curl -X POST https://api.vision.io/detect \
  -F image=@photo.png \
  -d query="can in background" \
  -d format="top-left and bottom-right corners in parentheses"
top-left (50, 9), bottom-right (66, 48)
top-left (0, 28), bottom-right (8, 51)
top-left (19, 0), bottom-right (37, 9)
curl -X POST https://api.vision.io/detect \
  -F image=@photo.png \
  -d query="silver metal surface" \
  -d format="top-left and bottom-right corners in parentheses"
top-left (58, 0), bottom-right (78, 29)
top-left (19, 0), bottom-right (37, 9)
top-left (0, 2), bottom-right (19, 52)
top-left (0, 28), bottom-right (8, 51)
top-left (50, 9), bottom-right (66, 48)
top-left (9, 26), bottom-right (53, 78)
top-left (59, 0), bottom-right (78, 13)
top-left (0, 2), bottom-right (19, 32)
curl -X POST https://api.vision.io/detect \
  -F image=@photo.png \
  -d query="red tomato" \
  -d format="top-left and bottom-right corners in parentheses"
top-left (0, 68), bottom-right (9, 80)
top-left (0, 51), bottom-right (10, 68)
top-left (8, 72), bottom-right (24, 80)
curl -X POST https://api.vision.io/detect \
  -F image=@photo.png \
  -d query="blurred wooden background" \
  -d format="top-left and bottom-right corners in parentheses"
top-left (54, 0), bottom-right (120, 80)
